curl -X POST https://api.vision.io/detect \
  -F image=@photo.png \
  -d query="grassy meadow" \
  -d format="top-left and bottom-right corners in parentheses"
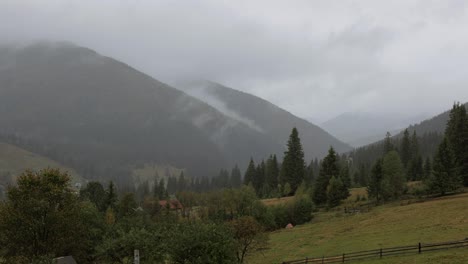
top-left (250, 189), bottom-right (468, 264)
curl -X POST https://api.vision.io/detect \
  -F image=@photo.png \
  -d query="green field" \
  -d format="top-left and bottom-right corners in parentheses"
top-left (249, 190), bottom-right (468, 264)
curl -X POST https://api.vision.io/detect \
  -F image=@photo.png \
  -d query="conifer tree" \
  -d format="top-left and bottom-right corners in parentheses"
top-left (265, 155), bottom-right (279, 192)
top-left (339, 162), bottom-right (351, 199)
top-left (367, 158), bottom-right (383, 202)
top-left (243, 158), bottom-right (256, 186)
top-left (104, 181), bottom-right (118, 210)
top-left (423, 157), bottom-right (432, 180)
top-left (327, 176), bottom-right (344, 208)
top-left (383, 132), bottom-right (394, 154)
top-left (253, 161), bottom-right (266, 195)
top-left (400, 129), bottom-right (411, 168)
top-left (280, 128), bottom-right (306, 194)
top-left (445, 103), bottom-right (468, 186)
top-left (178, 172), bottom-right (187, 191)
top-left (381, 150), bottom-right (405, 200)
top-left (313, 147), bottom-right (339, 205)
top-left (429, 137), bottom-right (462, 195)
top-left (230, 165), bottom-right (242, 188)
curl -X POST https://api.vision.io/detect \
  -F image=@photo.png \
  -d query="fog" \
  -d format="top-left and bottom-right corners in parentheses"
top-left (2, 0), bottom-right (468, 121)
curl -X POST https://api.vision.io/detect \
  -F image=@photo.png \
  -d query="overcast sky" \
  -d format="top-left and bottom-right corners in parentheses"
top-left (2, 0), bottom-right (468, 122)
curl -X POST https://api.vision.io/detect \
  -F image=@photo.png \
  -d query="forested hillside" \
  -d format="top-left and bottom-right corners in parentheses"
top-left (175, 80), bottom-right (352, 161)
top-left (0, 43), bottom-right (284, 183)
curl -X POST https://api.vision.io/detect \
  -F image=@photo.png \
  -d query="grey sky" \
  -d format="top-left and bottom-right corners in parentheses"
top-left (2, 0), bottom-right (468, 122)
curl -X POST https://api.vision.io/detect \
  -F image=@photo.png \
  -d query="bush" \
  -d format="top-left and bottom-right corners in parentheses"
top-left (268, 196), bottom-right (315, 229)
top-left (168, 221), bottom-right (236, 264)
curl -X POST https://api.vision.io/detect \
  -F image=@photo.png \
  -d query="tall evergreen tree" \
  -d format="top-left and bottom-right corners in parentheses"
top-left (305, 160), bottom-right (315, 186)
top-left (429, 137), bottom-right (463, 195)
top-left (280, 127), bottom-right (306, 194)
top-left (381, 150), bottom-right (405, 200)
top-left (230, 165), bottom-right (242, 188)
top-left (383, 132), bottom-right (394, 154)
top-left (243, 158), bottom-right (256, 186)
top-left (400, 129), bottom-right (411, 168)
top-left (265, 155), bottom-right (279, 192)
top-left (367, 158), bottom-right (384, 202)
top-left (104, 181), bottom-right (118, 210)
top-left (313, 147), bottom-right (340, 205)
top-left (445, 103), bottom-right (468, 186)
top-left (339, 162), bottom-right (351, 199)
top-left (326, 176), bottom-right (344, 208)
top-left (423, 157), bottom-right (432, 180)
top-left (253, 161), bottom-right (266, 195)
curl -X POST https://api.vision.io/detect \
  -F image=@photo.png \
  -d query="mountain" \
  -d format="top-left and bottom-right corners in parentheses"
top-left (0, 42), bottom-right (281, 183)
top-left (320, 112), bottom-right (430, 147)
top-left (174, 80), bottom-right (352, 161)
top-left (403, 102), bottom-right (468, 136)
top-left (348, 103), bottom-right (467, 169)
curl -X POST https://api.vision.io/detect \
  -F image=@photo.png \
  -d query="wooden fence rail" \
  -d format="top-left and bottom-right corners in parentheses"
top-left (282, 238), bottom-right (468, 264)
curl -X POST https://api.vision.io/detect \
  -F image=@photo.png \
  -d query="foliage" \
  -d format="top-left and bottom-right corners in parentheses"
top-left (367, 158), bottom-right (384, 202)
top-left (381, 151), bottom-right (406, 200)
top-left (428, 137), bottom-right (462, 195)
top-left (280, 128), bottom-right (306, 194)
top-left (326, 176), bottom-right (344, 208)
top-left (313, 147), bottom-right (340, 205)
top-left (167, 221), bottom-right (236, 264)
top-left (445, 103), bottom-right (468, 186)
top-left (0, 169), bottom-right (91, 262)
top-left (228, 216), bottom-right (268, 263)
top-left (96, 225), bottom-right (166, 264)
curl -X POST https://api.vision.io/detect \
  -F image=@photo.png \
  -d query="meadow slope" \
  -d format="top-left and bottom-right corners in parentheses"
top-left (250, 191), bottom-right (468, 264)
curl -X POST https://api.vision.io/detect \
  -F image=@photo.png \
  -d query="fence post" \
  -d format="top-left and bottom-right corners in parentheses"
top-left (305, 257), bottom-right (308, 263)
top-left (342, 253), bottom-right (345, 263)
top-left (418, 242), bottom-right (421, 254)
top-left (379, 248), bottom-right (382, 258)
top-left (322, 255), bottom-right (324, 264)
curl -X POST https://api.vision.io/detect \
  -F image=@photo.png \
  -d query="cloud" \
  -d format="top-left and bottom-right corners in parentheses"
top-left (1, 0), bottom-right (468, 121)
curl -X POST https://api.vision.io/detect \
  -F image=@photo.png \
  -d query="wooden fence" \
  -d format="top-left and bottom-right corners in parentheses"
top-left (282, 238), bottom-right (468, 264)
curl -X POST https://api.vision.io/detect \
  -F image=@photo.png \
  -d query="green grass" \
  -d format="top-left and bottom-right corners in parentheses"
top-left (250, 191), bottom-right (468, 264)
top-left (0, 142), bottom-right (83, 185)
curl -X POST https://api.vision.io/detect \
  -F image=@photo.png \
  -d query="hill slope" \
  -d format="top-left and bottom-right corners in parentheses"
top-left (321, 112), bottom-right (428, 147)
top-left (175, 80), bottom-right (352, 161)
top-left (0, 142), bottom-right (83, 185)
top-left (403, 102), bottom-right (468, 136)
top-left (0, 42), bottom-right (281, 182)
top-left (249, 190), bottom-right (468, 264)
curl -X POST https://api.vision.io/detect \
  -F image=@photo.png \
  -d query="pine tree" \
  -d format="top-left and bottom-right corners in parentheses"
top-left (429, 137), bottom-right (462, 195)
top-left (265, 155), bottom-right (279, 193)
top-left (445, 103), bottom-right (468, 186)
top-left (406, 131), bottom-right (423, 180)
top-left (367, 158), bottom-right (383, 202)
top-left (423, 157), bottom-right (432, 180)
top-left (327, 176), bottom-right (344, 208)
top-left (305, 160), bottom-right (315, 186)
top-left (280, 128), bottom-right (306, 194)
top-left (230, 165), bottom-right (242, 188)
top-left (383, 132), bottom-right (394, 154)
top-left (400, 129), bottom-right (411, 168)
top-left (243, 158), bottom-right (256, 186)
top-left (381, 150), bottom-right (405, 200)
top-left (253, 161), bottom-right (266, 196)
top-left (313, 147), bottom-right (339, 205)
top-left (104, 181), bottom-right (118, 210)
top-left (339, 162), bottom-right (351, 199)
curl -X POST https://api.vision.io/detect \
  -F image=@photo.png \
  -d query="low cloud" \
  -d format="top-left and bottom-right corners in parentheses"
top-left (1, 0), bottom-right (468, 121)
